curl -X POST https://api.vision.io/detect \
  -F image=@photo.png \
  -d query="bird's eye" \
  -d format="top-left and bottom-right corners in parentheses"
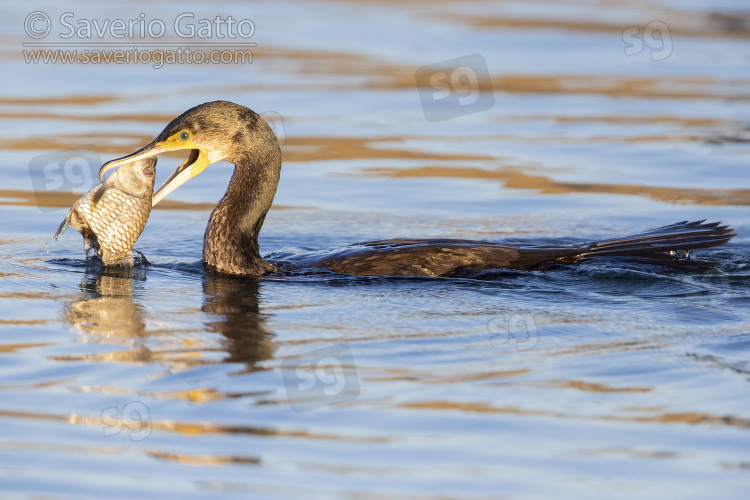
top-left (179, 131), bottom-right (191, 142)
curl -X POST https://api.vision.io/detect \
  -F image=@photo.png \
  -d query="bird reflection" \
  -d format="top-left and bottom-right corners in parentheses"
top-left (62, 264), bottom-right (275, 372)
top-left (201, 275), bottom-right (275, 372)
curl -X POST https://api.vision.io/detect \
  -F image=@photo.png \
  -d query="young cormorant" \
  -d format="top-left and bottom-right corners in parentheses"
top-left (98, 101), bottom-right (735, 277)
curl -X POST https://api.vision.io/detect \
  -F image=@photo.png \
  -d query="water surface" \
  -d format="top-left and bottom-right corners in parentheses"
top-left (1, 1), bottom-right (750, 498)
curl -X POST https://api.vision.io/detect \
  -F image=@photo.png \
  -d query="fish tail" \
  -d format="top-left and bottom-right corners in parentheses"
top-left (53, 213), bottom-right (72, 239)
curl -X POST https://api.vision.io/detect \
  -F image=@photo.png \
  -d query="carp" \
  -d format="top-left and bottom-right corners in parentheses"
top-left (53, 157), bottom-right (156, 266)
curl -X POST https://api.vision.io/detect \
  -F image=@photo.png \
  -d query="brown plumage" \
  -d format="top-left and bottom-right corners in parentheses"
top-left (276, 221), bottom-right (735, 277)
top-left (98, 101), bottom-right (736, 277)
top-left (54, 157), bottom-right (156, 266)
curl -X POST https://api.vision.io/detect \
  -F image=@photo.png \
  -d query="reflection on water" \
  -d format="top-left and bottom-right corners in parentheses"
top-left (201, 275), bottom-right (275, 370)
top-left (358, 165), bottom-right (750, 206)
top-left (62, 265), bottom-right (154, 363)
top-left (66, 266), bottom-right (148, 339)
top-left (61, 264), bottom-right (276, 372)
top-left (1, 0), bottom-right (750, 498)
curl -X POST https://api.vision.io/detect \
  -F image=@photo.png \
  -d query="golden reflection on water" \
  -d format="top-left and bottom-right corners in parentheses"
top-left (358, 165), bottom-right (750, 206)
top-left (0, 406), bottom-right (390, 442)
top-left (0, 188), bottom-right (302, 211)
top-left (57, 266), bottom-right (276, 372)
top-left (454, 8), bottom-right (750, 40)
top-left (399, 400), bottom-right (750, 427)
top-left (58, 267), bottom-right (155, 364)
top-left (146, 450), bottom-right (260, 466)
top-left (0, 3), bottom-right (747, 493)
top-left (9, 127), bottom-right (750, 210)
top-left (65, 268), bottom-right (147, 338)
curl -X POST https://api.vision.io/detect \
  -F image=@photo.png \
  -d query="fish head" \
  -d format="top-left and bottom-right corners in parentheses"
top-left (110, 157), bottom-right (157, 199)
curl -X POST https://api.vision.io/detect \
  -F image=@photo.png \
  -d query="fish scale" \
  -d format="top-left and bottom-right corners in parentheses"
top-left (54, 157), bottom-right (156, 266)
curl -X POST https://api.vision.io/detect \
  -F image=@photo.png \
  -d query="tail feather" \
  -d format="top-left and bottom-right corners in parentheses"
top-left (576, 220), bottom-right (735, 267)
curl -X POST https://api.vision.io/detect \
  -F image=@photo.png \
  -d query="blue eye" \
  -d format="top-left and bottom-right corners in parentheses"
top-left (179, 131), bottom-right (190, 141)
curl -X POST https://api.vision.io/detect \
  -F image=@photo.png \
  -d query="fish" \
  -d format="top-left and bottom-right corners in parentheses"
top-left (53, 157), bottom-right (156, 266)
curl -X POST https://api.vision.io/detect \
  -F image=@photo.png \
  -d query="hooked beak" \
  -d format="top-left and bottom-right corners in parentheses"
top-left (99, 139), bottom-right (211, 207)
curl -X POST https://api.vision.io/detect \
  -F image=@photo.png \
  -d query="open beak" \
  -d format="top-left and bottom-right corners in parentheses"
top-left (99, 139), bottom-right (211, 207)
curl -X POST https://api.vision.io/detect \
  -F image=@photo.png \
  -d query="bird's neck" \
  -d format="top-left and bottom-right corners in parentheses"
top-left (202, 145), bottom-right (281, 276)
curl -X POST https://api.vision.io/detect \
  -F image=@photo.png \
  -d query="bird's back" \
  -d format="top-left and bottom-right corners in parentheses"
top-left (273, 221), bottom-right (735, 278)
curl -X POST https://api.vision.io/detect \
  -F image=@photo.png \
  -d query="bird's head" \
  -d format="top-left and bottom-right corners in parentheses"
top-left (99, 100), bottom-right (278, 206)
